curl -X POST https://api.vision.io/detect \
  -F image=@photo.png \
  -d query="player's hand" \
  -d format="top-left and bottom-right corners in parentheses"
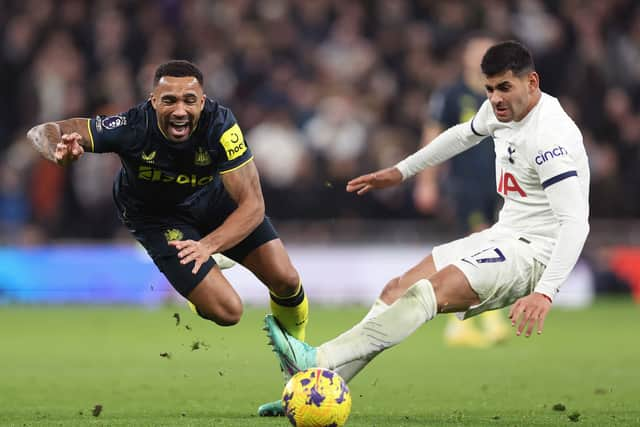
top-left (509, 293), bottom-right (552, 337)
top-left (55, 133), bottom-right (84, 166)
top-left (168, 239), bottom-right (213, 275)
top-left (346, 167), bottom-right (403, 195)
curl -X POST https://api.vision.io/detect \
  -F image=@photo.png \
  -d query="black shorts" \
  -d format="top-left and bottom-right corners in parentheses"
top-left (117, 194), bottom-right (278, 297)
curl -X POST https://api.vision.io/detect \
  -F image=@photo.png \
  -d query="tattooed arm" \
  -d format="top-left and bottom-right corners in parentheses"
top-left (27, 118), bottom-right (92, 166)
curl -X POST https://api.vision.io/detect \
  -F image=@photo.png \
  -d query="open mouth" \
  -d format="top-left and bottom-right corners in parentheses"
top-left (495, 105), bottom-right (509, 118)
top-left (168, 120), bottom-right (191, 139)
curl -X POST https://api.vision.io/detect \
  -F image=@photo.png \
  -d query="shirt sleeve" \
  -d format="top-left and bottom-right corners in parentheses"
top-left (469, 100), bottom-right (492, 137)
top-left (88, 110), bottom-right (139, 154)
top-left (532, 130), bottom-right (579, 189)
top-left (214, 109), bottom-right (253, 174)
top-left (534, 176), bottom-right (589, 299)
top-left (395, 120), bottom-right (486, 180)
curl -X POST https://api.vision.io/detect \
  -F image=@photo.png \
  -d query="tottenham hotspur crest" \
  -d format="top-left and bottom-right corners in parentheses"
top-left (195, 147), bottom-right (211, 166)
top-left (507, 145), bottom-right (516, 164)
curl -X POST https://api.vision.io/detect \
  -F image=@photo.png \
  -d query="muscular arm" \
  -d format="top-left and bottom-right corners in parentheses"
top-left (26, 118), bottom-right (92, 164)
top-left (202, 160), bottom-right (265, 253)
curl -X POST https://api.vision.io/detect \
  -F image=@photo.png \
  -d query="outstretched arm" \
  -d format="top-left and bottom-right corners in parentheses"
top-left (169, 160), bottom-right (265, 274)
top-left (347, 121), bottom-right (486, 196)
top-left (346, 167), bottom-right (403, 195)
top-left (27, 118), bottom-right (92, 166)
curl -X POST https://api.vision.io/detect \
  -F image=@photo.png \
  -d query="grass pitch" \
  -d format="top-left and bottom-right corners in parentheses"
top-left (0, 298), bottom-right (638, 426)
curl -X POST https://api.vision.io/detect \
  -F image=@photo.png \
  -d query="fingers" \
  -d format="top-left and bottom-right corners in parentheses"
top-left (56, 133), bottom-right (84, 164)
top-left (525, 315), bottom-right (537, 337)
top-left (61, 133), bottom-right (83, 153)
top-left (509, 300), bottom-right (549, 337)
top-left (192, 259), bottom-right (203, 275)
top-left (169, 240), bottom-right (197, 263)
top-left (346, 174), bottom-right (370, 187)
top-left (357, 184), bottom-right (373, 195)
top-left (508, 301), bottom-right (522, 327)
top-left (168, 240), bottom-right (205, 274)
top-left (346, 182), bottom-right (367, 193)
top-left (537, 314), bottom-right (546, 335)
top-left (346, 175), bottom-right (373, 193)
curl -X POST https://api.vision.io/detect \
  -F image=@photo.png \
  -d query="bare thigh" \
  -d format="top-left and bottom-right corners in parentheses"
top-left (188, 267), bottom-right (243, 326)
top-left (380, 254), bottom-right (438, 304)
top-left (380, 254), bottom-right (480, 313)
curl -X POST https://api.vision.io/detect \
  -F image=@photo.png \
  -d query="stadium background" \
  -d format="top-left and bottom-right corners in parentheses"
top-left (0, 1), bottom-right (639, 425)
top-left (1, 0), bottom-right (639, 304)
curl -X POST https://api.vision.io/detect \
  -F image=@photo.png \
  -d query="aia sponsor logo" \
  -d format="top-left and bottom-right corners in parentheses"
top-left (498, 169), bottom-right (526, 197)
top-left (535, 146), bottom-right (568, 165)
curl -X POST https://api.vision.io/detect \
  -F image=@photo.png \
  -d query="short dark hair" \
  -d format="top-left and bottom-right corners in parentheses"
top-left (480, 41), bottom-right (535, 77)
top-left (153, 60), bottom-right (203, 86)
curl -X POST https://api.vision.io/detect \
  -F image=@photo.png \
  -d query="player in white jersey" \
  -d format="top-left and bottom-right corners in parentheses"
top-left (263, 41), bottom-right (590, 383)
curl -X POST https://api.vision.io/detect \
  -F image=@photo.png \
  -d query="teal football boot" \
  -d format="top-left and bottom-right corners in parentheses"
top-left (263, 314), bottom-right (318, 374)
top-left (257, 399), bottom-right (285, 417)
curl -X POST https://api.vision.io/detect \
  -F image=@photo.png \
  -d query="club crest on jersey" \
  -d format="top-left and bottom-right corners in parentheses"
top-left (164, 228), bottom-right (183, 242)
top-left (101, 114), bottom-right (127, 130)
top-left (535, 146), bottom-right (568, 165)
top-left (220, 123), bottom-right (246, 160)
top-left (194, 147), bottom-right (212, 166)
top-left (507, 146), bottom-right (516, 164)
top-left (498, 169), bottom-right (527, 197)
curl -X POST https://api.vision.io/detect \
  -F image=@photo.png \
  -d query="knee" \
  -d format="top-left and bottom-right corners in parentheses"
top-left (380, 277), bottom-right (404, 304)
top-left (268, 266), bottom-right (300, 297)
top-left (198, 299), bottom-right (243, 327)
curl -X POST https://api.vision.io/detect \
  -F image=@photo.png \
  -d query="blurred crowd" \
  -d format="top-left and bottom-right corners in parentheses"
top-left (1, 0), bottom-right (640, 243)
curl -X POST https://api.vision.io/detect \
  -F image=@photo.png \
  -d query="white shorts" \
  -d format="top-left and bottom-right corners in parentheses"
top-left (432, 228), bottom-right (546, 319)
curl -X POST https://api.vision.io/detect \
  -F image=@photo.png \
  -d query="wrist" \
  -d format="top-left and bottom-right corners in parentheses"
top-left (200, 235), bottom-right (219, 255)
top-left (536, 292), bottom-right (553, 304)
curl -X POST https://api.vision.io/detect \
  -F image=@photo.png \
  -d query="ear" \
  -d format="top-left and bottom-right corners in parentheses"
top-left (528, 71), bottom-right (540, 92)
top-left (150, 91), bottom-right (157, 108)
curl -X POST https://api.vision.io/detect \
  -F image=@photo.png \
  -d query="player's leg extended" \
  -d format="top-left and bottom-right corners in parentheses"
top-left (242, 239), bottom-right (308, 340)
top-left (333, 254), bottom-right (438, 382)
top-left (264, 255), bottom-right (439, 378)
top-left (315, 265), bottom-right (479, 369)
top-left (266, 259), bottom-right (480, 371)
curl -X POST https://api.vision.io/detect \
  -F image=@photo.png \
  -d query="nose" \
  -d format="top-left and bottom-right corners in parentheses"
top-left (172, 101), bottom-right (187, 118)
top-left (489, 91), bottom-right (503, 105)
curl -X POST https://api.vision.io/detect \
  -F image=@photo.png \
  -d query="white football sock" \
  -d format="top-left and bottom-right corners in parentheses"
top-left (334, 298), bottom-right (388, 382)
top-left (317, 279), bottom-right (437, 369)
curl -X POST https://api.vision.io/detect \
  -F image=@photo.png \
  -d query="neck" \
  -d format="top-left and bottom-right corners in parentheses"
top-left (516, 89), bottom-right (542, 122)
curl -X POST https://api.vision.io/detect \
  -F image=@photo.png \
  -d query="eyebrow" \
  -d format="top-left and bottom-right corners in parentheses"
top-left (160, 92), bottom-right (198, 99)
top-left (485, 81), bottom-right (511, 91)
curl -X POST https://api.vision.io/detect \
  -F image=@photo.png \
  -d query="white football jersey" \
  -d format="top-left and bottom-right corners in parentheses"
top-left (471, 92), bottom-right (590, 265)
